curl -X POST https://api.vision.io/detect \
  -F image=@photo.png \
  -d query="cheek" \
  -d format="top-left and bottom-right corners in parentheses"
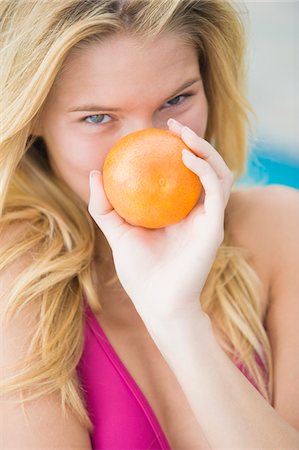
top-left (46, 129), bottom-right (110, 175)
top-left (183, 100), bottom-right (208, 138)
top-left (46, 131), bottom-right (120, 203)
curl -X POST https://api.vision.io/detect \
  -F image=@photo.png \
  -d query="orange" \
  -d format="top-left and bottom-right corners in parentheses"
top-left (102, 128), bottom-right (202, 228)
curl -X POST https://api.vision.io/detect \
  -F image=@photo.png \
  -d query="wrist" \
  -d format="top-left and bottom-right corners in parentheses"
top-left (144, 307), bottom-right (216, 356)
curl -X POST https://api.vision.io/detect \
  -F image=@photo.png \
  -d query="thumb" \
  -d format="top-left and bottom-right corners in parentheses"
top-left (88, 170), bottom-right (128, 246)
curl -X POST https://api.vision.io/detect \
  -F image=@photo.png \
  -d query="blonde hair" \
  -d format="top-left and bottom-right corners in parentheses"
top-left (0, 0), bottom-right (273, 430)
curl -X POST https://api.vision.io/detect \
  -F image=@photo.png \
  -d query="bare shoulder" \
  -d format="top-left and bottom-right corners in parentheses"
top-left (227, 184), bottom-right (299, 269)
top-left (0, 221), bottom-right (92, 449)
top-left (235, 183), bottom-right (299, 304)
top-left (228, 183), bottom-right (299, 218)
top-left (226, 184), bottom-right (299, 313)
top-left (0, 220), bottom-right (37, 315)
top-left (227, 185), bottom-right (299, 428)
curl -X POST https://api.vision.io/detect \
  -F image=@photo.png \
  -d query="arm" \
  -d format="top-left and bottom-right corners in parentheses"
top-left (148, 309), bottom-right (299, 449)
top-left (263, 185), bottom-right (299, 430)
top-left (1, 390), bottom-right (92, 450)
top-left (0, 225), bottom-right (92, 450)
top-left (147, 185), bottom-right (299, 449)
top-left (88, 117), bottom-right (299, 448)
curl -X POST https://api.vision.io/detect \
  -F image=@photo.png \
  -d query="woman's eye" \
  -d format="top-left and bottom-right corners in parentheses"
top-left (84, 114), bottom-right (111, 125)
top-left (165, 94), bottom-right (191, 107)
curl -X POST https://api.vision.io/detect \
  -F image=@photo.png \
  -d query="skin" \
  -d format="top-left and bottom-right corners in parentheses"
top-left (36, 32), bottom-right (299, 446)
top-left (38, 32), bottom-right (208, 203)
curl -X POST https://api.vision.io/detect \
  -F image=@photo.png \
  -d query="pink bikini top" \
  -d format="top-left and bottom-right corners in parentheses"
top-left (76, 303), bottom-right (267, 449)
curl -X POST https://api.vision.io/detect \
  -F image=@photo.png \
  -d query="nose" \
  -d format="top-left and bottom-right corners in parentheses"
top-left (121, 117), bottom-right (168, 138)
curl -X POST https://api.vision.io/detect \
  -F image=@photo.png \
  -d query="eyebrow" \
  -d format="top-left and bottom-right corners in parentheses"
top-left (68, 77), bottom-right (201, 112)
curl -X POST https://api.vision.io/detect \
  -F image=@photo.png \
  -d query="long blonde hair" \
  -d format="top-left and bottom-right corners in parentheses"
top-left (0, 0), bottom-right (273, 430)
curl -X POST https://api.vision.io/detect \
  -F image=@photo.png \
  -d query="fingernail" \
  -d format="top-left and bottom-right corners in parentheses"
top-left (89, 170), bottom-right (100, 184)
top-left (183, 126), bottom-right (197, 136)
top-left (182, 148), bottom-right (196, 160)
top-left (167, 118), bottom-right (176, 127)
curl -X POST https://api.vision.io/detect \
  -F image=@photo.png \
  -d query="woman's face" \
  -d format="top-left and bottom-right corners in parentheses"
top-left (39, 33), bottom-right (208, 202)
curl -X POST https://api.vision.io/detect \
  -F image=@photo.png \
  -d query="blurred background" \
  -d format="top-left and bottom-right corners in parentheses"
top-left (237, 1), bottom-right (299, 189)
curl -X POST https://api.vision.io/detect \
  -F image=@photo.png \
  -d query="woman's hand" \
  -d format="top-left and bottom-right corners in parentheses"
top-left (88, 118), bottom-right (234, 323)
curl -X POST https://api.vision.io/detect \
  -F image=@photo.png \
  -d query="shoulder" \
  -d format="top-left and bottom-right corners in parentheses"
top-left (226, 184), bottom-right (299, 313)
top-left (228, 185), bottom-right (299, 427)
top-left (227, 184), bottom-right (299, 264)
top-left (0, 222), bottom-right (92, 448)
top-left (0, 220), bottom-right (36, 286)
top-left (0, 219), bottom-right (43, 357)
top-left (227, 183), bottom-right (299, 226)
top-left (227, 184), bottom-right (299, 270)
top-left (240, 184), bottom-right (299, 304)
top-left (0, 220), bottom-right (40, 360)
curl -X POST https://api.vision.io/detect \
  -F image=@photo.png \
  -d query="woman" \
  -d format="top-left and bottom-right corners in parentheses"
top-left (1, 1), bottom-right (298, 448)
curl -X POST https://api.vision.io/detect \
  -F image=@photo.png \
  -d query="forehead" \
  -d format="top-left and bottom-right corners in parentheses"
top-left (51, 33), bottom-right (200, 105)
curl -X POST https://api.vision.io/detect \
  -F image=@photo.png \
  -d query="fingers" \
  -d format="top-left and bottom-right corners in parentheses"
top-left (88, 171), bottom-right (128, 246)
top-left (181, 127), bottom-right (233, 206)
top-left (182, 149), bottom-right (223, 220)
top-left (168, 118), bottom-right (234, 206)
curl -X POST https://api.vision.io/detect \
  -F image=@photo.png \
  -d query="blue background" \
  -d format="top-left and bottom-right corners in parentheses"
top-left (238, 142), bottom-right (299, 189)
top-left (240, 2), bottom-right (298, 191)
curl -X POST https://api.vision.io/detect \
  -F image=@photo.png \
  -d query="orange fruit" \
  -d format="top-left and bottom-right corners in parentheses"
top-left (102, 128), bottom-right (202, 228)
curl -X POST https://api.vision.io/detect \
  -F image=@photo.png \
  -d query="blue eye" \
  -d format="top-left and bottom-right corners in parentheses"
top-left (165, 94), bottom-right (191, 108)
top-left (84, 114), bottom-right (111, 125)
